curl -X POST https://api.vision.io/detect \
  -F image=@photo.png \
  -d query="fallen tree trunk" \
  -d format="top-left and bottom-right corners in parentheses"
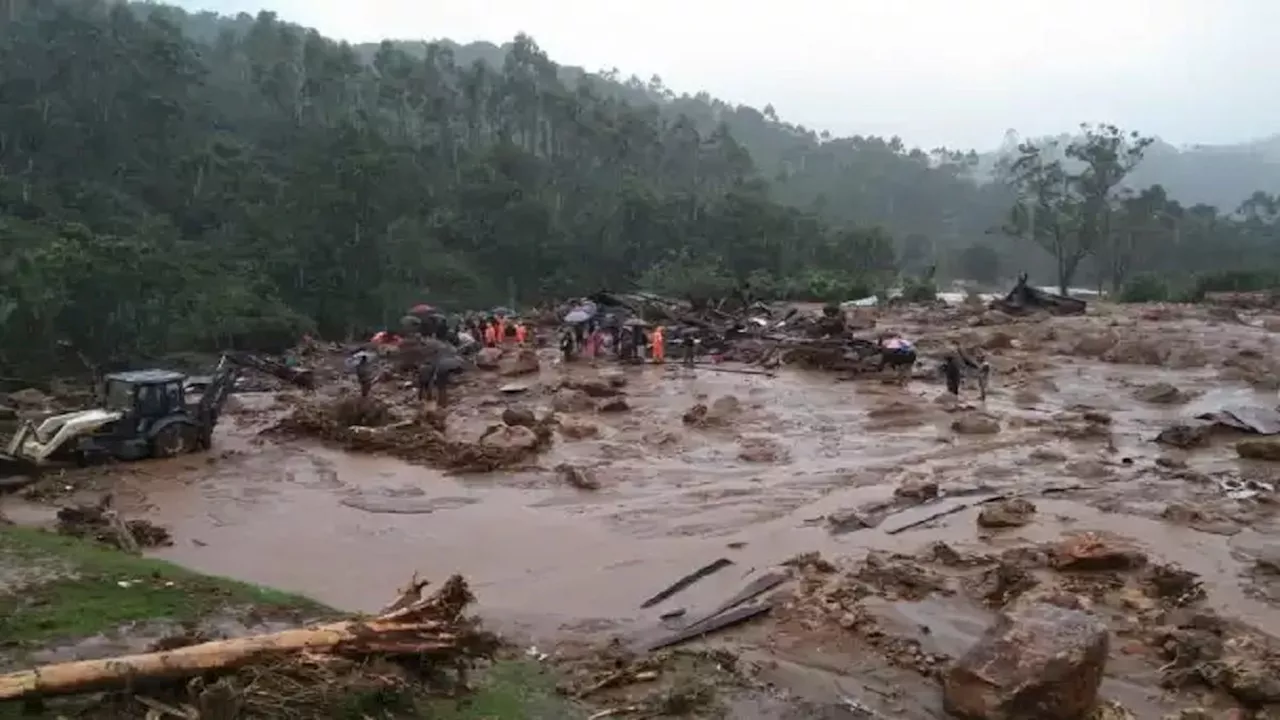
top-left (0, 574), bottom-right (497, 702)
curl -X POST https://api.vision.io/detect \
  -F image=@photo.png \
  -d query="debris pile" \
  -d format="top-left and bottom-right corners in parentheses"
top-left (55, 496), bottom-right (172, 551)
top-left (0, 574), bottom-right (501, 718)
top-left (266, 396), bottom-right (555, 473)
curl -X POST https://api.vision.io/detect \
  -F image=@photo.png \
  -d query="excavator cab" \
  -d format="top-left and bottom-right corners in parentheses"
top-left (102, 370), bottom-right (188, 417)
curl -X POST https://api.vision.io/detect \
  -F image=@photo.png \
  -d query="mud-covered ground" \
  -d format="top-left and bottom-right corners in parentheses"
top-left (6, 302), bottom-right (1280, 718)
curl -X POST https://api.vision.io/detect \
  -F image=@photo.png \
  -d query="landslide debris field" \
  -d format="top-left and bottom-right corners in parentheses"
top-left (7, 301), bottom-right (1280, 718)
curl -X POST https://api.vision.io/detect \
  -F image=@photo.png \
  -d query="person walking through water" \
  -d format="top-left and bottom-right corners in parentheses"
top-left (941, 345), bottom-right (990, 401)
top-left (877, 333), bottom-right (917, 385)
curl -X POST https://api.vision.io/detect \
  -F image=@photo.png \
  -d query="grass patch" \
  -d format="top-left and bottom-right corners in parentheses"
top-left (426, 659), bottom-right (584, 720)
top-left (0, 526), bottom-right (326, 647)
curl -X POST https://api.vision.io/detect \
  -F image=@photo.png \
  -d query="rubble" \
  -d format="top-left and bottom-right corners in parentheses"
top-left (265, 396), bottom-right (555, 473)
top-left (977, 498), bottom-right (1037, 528)
top-left (953, 413), bottom-right (1001, 435)
top-left (1134, 382), bottom-right (1192, 404)
top-left (943, 602), bottom-right (1109, 720)
top-left (56, 498), bottom-right (172, 551)
top-left (1050, 533), bottom-right (1147, 572)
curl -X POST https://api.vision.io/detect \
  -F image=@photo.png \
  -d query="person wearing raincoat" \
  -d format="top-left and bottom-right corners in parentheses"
top-left (417, 336), bottom-right (464, 406)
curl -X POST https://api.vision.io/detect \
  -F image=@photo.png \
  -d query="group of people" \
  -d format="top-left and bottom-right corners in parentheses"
top-left (559, 318), bottom-right (703, 366)
top-left (875, 332), bottom-right (990, 400)
top-left (465, 315), bottom-right (529, 348)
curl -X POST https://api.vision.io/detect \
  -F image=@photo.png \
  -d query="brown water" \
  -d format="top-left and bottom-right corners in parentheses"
top-left (8, 326), bottom-right (1278, 635)
top-left (5, 310), bottom-right (1280, 716)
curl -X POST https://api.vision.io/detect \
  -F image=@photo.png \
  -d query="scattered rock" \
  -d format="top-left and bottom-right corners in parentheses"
top-left (943, 602), bottom-right (1109, 720)
top-left (564, 378), bottom-right (623, 398)
top-left (6, 387), bottom-right (50, 407)
top-left (738, 435), bottom-right (789, 463)
top-left (826, 509), bottom-right (872, 534)
top-left (556, 463), bottom-right (600, 490)
top-left (501, 406), bottom-right (537, 428)
top-left (500, 349), bottom-right (540, 376)
top-left (1050, 533), bottom-right (1147, 572)
top-left (1236, 438), bottom-right (1280, 461)
top-left (1029, 447), bottom-right (1067, 463)
top-left (1013, 389), bottom-right (1043, 407)
top-left (559, 420), bottom-right (600, 440)
top-left (479, 425), bottom-right (539, 452)
top-left (952, 413), bottom-right (1001, 435)
top-left (597, 397), bottom-right (630, 413)
top-left (894, 476), bottom-right (940, 502)
top-left (474, 347), bottom-right (503, 370)
top-left (1133, 382), bottom-right (1190, 404)
top-left (551, 388), bottom-right (595, 413)
top-left (978, 498), bottom-right (1037, 528)
top-left (1156, 423), bottom-right (1215, 449)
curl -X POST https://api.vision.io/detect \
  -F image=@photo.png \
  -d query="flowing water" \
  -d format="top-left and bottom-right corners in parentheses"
top-left (5, 308), bottom-right (1280, 716)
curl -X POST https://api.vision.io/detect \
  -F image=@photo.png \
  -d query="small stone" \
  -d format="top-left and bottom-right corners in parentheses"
top-left (978, 498), bottom-right (1037, 528)
top-left (501, 406), bottom-right (537, 428)
top-left (551, 388), bottom-right (594, 413)
top-left (559, 420), bottom-right (600, 440)
top-left (1050, 533), bottom-right (1147, 572)
top-left (474, 347), bottom-right (503, 369)
top-left (943, 602), bottom-right (1109, 720)
top-left (556, 463), bottom-right (600, 490)
top-left (1133, 382), bottom-right (1189, 404)
top-left (1236, 438), bottom-right (1280, 461)
top-left (597, 397), bottom-right (630, 413)
top-left (894, 477), bottom-right (940, 502)
top-left (953, 413), bottom-right (1001, 435)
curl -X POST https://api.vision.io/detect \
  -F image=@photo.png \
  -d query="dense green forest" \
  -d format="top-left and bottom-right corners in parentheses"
top-left (1, 0), bottom-right (1278, 376)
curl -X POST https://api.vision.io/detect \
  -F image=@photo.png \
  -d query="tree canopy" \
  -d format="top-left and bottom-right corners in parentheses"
top-left (1, 0), bottom-right (1279, 377)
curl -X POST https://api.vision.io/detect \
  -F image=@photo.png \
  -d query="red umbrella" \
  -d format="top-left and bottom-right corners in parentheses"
top-left (409, 303), bottom-right (435, 314)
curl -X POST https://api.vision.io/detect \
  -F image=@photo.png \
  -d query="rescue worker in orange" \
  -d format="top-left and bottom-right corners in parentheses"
top-left (483, 322), bottom-right (497, 347)
top-left (514, 321), bottom-right (528, 346)
top-left (496, 315), bottom-right (508, 344)
top-left (650, 325), bottom-right (666, 363)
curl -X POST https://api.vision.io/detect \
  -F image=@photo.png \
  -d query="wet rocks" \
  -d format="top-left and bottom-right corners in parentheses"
top-left (559, 419), bottom-right (600, 440)
top-left (943, 602), bottom-right (1109, 720)
top-left (737, 435), bottom-right (789, 463)
top-left (501, 406), bottom-right (537, 428)
top-left (1236, 438), bottom-right (1280, 461)
top-left (978, 498), bottom-right (1037, 528)
top-left (1156, 422), bottom-right (1215, 449)
top-left (556, 462), bottom-right (600, 490)
top-left (1133, 382), bottom-right (1191, 404)
top-left (1050, 533), bottom-right (1147, 572)
top-left (551, 388), bottom-right (595, 413)
top-left (474, 347), bottom-right (503, 370)
top-left (855, 551), bottom-right (950, 601)
top-left (894, 476), bottom-right (939, 502)
top-left (564, 378), bottom-right (623, 398)
top-left (683, 395), bottom-right (740, 427)
top-left (499, 348), bottom-right (540, 376)
top-left (952, 413), bottom-right (1001, 435)
top-left (597, 397), bottom-right (630, 413)
top-left (6, 387), bottom-right (51, 408)
top-left (479, 425), bottom-right (539, 452)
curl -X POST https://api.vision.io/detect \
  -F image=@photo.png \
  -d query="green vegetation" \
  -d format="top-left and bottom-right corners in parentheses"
top-left (0, 526), bottom-right (323, 647)
top-left (2, 0), bottom-right (1280, 382)
top-left (0, 527), bottom-right (581, 719)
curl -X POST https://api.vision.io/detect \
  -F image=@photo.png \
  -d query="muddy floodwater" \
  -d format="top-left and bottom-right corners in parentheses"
top-left (7, 304), bottom-right (1280, 717)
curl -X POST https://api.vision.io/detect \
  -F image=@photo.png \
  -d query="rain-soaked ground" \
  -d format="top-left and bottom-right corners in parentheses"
top-left (6, 303), bottom-right (1280, 717)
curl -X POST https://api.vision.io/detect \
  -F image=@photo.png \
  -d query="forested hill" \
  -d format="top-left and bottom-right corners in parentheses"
top-left (0, 0), bottom-right (903, 374)
top-left (361, 40), bottom-right (1280, 215)
top-left (2, 1), bottom-right (1278, 379)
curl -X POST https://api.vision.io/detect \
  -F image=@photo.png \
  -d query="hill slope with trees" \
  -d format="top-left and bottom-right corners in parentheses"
top-left (1, 0), bottom-right (1278, 378)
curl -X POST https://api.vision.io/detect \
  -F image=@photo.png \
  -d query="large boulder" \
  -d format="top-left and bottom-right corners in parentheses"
top-left (943, 602), bottom-right (1109, 720)
top-left (499, 348), bottom-right (540, 376)
top-left (475, 347), bottom-right (503, 370)
top-left (479, 425), bottom-right (539, 452)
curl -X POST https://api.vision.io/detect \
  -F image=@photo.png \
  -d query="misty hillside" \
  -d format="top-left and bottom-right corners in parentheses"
top-left (371, 39), bottom-right (1280, 212)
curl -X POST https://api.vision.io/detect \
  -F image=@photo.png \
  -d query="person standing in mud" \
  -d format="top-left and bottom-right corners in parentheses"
top-left (352, 351), bottom-right (375, 398)
top-left (877, 333), bottom-right (917, 385)
top-left (417, 336), bottom-right (463, 406)
top-left (941, 345), bottom-right (990, 401)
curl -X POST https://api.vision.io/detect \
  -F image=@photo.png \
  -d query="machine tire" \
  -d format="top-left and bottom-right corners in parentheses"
top-left (151, 424), bottom-right (195, 458)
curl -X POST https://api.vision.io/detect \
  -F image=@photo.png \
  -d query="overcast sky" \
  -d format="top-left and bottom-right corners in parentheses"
top-left (173, 0), bottom-right (1278, 151)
